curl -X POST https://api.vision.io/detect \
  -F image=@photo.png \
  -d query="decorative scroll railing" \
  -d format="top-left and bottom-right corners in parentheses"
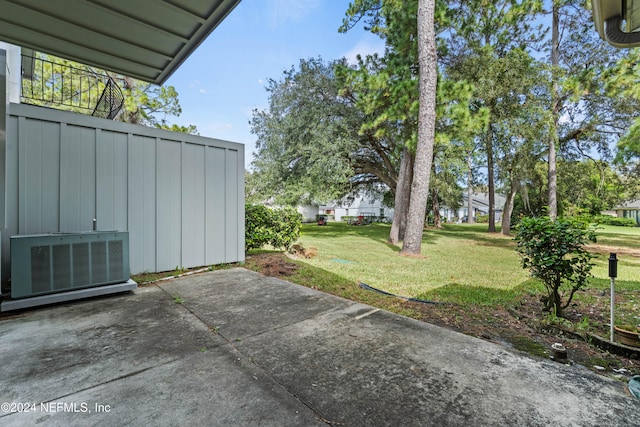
top-left (20, 53), bottom-right (124, 120)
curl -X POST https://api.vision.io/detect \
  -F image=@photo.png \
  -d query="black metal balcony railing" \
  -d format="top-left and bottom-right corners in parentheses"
top-left (20, 54), bottom-right (124, 120)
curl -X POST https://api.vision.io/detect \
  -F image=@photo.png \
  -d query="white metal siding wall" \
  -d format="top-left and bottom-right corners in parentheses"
top-left (5, 103), bottom-right (245, 277)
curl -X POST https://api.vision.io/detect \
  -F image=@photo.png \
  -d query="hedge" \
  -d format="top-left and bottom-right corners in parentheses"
top-left (245, 204), bottom-right (302, 251)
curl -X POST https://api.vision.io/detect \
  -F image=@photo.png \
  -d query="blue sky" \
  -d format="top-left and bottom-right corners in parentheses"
top-left (165, 0), bottom-right (385, 168)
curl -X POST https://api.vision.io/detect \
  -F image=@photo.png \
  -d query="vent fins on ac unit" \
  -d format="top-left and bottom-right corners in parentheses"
top-left (10, 232), bottom-right (130, 299)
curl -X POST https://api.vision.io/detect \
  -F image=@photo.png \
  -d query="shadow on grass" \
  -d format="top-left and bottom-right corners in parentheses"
top-left (415, 279), bottom-right (542, 306)
top-left (434, 224), bottom-right (517, 250)
top-left (302, 222), bottom-right (518, 254)
top-left (245, 253), bottom-right (422, 316)
top-left (587, 277), bottom-right (640, 291)
top-left (302, 222), bottom-right (448, 252)
top-left (594, 229), bottom-right (640, 250)
top-left (302, 222), bottom-right (402, 253)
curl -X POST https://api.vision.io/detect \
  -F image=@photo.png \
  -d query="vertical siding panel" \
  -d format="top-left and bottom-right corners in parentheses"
top-left (96, 129), bottom-right (114, 229)
top-left (58, 122), bottom-right (76, 232)
top-left (225, 149), bottom-right (239, 262)
top-left (4, 114), bottom-right (19, 279)
top-left (22, 119), bottom-right (43, 232)
top-left (128, 134), bottom-right (143, 273)
top-left (41, 121), bottom-right (60, 232)
top-left (81, 126), bottom-right (97, 231)
top-left (237, 144), bottom-right (245, 261)
top-left (115, 132), bottom-right (128, 230)
top-left (181, 143), bottom-right (205, 268)
top-left (19, 118), bottom-right (60, 234)
top-left (60, 125), bottom-right (96, 231)
top-left (17, 116), bottom-right (28, 234)
top-left (97, 130), bottom-right (128, 231)
top-left (205, 147), bottom-right (226, 265)
top-left (128, 134), bottom-right (157, 273)
top-left (156, 138), bottom-right (181, 271)
top-left (8, 104), bottom-right (244, 276)
top-left (143, 137), bottom-right (157, 272)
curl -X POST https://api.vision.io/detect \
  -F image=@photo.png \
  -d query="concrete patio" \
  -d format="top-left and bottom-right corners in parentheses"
top-left (0, 268), bottom-right (638, 426)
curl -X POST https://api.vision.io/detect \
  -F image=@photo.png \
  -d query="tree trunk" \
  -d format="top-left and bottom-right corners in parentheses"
top-left (389, 147), bottom-right (413, 244)
top-left (501, 174), bottom-right (518, 236)
top-left (548, 2), bottom-right (560, 221)
top-left (486, 128), bottom-right (496, 232)
top-left (432, 189), bottom-right (442, 228)
top-left (467, 150), bottom-right (474, 224)
top-left (400, 0), bottom-right (437, 256)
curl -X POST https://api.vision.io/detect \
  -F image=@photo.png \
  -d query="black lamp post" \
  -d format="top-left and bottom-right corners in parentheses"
top-left (609, 252), bottom-right (618, 278)
top-left (609, 253), bottom-right (618, 342)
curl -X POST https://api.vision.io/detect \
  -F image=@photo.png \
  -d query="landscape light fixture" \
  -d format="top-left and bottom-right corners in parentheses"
top-left (593, 0), bottom-right (640, 47)
top-left (609, 252), bottom-right (618, 342)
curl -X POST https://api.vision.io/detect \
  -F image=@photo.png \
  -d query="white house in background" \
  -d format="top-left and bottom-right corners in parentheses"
top-left (602, 200), bottom-right (640, 225)
top-left (297, 205), bottom-right (321, 223)
top-left (306, 190), bottom-right (505, 224)
top-left (318, 190), bottom-right (394, 222)
top-left (440, 192), bottom-right (506, 223)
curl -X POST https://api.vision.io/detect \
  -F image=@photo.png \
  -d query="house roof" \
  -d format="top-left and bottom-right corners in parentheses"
top-left (0, 0), bottom-right (241, 84)
top-left (462, 193), bottom-right (506, 212)
top-left (614, 199), bottom-right (640, 210)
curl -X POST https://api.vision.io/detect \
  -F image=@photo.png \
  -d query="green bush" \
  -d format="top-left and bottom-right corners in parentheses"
top-left (592, 215), bottom-right (636, 227)
top-left (245, 204), bottom-right (302, 251)
top-left (514, 216), bottom-right (596, 317)
top-left (476, 214), bottom-right (489, 223)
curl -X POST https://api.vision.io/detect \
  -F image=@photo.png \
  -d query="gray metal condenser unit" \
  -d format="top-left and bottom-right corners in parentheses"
top-left (10, 232), bottom-right (130, 299)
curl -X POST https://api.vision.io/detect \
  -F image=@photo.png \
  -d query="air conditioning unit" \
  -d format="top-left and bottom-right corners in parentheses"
top-left (9, 231), bottom-right (130, 299)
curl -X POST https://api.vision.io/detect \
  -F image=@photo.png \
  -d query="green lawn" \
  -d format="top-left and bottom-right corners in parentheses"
top-left (296, 222), bottom-right (640, 300)
top-left (589, 225), bottom-right (640, 285)
top-left (298, 222), bottom-right (528, 298)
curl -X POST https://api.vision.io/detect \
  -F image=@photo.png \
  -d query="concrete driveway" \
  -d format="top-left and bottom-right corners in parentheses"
top-left (1, 268), bottom-right (638, 426)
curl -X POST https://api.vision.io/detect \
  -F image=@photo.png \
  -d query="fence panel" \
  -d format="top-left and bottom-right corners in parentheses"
top-left (5, 103), bottom-right (244, 277)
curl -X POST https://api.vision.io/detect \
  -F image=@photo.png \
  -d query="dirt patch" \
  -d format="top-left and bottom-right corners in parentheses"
top-left (246, 252), bottom-right (640, 380)
top-left (288, 244), bottom-right (318, 259)
top-left (588, 244), bottom-right (640, 258)
top-left (248, 253), bottom-right (299, 277)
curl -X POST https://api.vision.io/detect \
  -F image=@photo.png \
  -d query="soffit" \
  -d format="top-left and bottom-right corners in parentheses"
top-left (0, 0), bottom-right (241, 84)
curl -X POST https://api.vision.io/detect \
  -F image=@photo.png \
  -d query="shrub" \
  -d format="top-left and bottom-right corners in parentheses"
top-left (592, 215), bottom-right (636, 227)
top-left (269, 207), bottom-right (303, 250)
top-left (514, 216), bottom-right (596, 317)
top-left (245, 204), bottom-right (302, 251)
top-left (476, 214), bottom-right (489, 223)
top-left (567, 213), bottom-right (637, 227)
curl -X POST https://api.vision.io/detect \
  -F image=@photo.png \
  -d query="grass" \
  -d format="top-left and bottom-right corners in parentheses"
top-left (588, 225), bottom-right (640, 283)
top-left (288, 222), bottom-right (640, 312)
top-left (298, 222), bottom-right (530, 300)
top-left (592, 224), bottom-right (640, 250)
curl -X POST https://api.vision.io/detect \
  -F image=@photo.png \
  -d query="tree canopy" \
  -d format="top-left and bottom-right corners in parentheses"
top-left (249, 0), bottom-right (637, 244)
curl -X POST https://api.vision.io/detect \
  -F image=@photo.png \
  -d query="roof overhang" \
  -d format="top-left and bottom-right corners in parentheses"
top-left (0, 0), bottom-right (241, 85)
top-left (593, 0), bottom-right (640, 48)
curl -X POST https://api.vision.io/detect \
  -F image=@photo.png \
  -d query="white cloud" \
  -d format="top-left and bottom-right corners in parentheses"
top-left (199, 88), bottom-right (207, 94)
top-left (342, 39), bottom-right (386, 65)
top-left (267, 0), bottom-right (320, 27)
